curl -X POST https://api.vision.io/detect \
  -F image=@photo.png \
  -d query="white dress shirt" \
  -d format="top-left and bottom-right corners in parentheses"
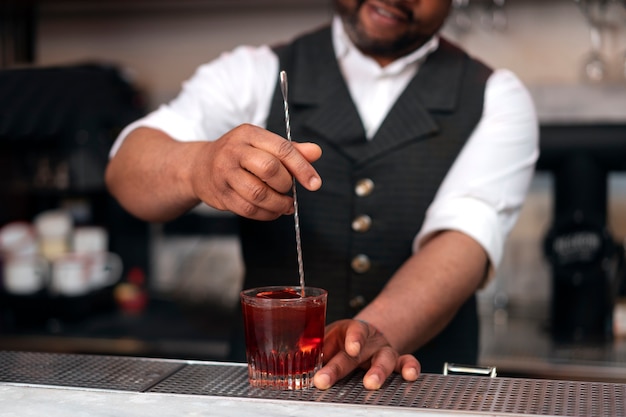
top-left (111, 16), bottom-right (539, 271)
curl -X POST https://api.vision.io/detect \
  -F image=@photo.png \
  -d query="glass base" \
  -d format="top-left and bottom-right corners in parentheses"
top-left (246, 354), bottom-right (322, 390)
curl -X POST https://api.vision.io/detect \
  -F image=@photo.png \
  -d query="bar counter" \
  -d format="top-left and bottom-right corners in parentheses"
top-left (1, 350), bottom-right (626, 416)
top-left (3, 303), bottom-right (626, 385)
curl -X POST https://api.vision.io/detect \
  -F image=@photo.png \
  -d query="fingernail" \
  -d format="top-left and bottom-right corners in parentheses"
top-left (309, 176), bottom-right (321, 190)
top-left (403, 367), bottom-right (418, 381)
top-left (314, 373), bottom-right (331, 390)
top-left (348, 340), bottom-right (361, 357)
top-left (364, 374), bottom-right (381, 390)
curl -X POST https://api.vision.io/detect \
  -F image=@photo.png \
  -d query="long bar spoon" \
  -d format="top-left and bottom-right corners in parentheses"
top-left (279, 70), bottom-right (305, 297)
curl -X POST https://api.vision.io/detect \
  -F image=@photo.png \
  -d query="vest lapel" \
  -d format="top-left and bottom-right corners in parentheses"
top-left (287, 33), bottom-right (366, 151)
top-left (364, 84), bottom-right (439, 162)
top-left (295, 65), bottom-right (365, 148)
top-left (285, 31), bottom-right (467, 164)
top-left (365, 40), bottom-right (466, 163)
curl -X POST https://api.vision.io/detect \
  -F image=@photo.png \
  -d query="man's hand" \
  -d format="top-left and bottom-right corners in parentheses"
top-left (313, 319), bottom-right (420, 390)
top-left (191, 124), bottom-right (322, 220)
top-left (106, 125), bottom-right (322, 223)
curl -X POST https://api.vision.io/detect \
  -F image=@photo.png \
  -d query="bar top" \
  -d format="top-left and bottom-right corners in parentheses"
top-left (1, 351), bottom-right (625, 417)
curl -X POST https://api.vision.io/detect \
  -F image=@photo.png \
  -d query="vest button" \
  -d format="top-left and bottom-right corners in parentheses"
top-left (351, 254), bottom-right (371, 273)
top-left (351, 214), bottom-right (372, 232)
top-left (349, 295), bottom-right (366, 310)
top-left (355, 178), bottom-right (375, 197)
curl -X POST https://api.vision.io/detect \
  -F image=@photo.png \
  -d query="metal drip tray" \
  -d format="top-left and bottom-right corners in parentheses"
top-left (1, 351), bottom-right (625, 416)
top-left (149, 362), bottom-right (626, 416)
top-left (0, 350), bottom-right (184, 391)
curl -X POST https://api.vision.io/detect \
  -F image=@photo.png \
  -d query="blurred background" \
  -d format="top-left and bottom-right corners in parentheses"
top-left (1, 0), bottom-right (626, 381)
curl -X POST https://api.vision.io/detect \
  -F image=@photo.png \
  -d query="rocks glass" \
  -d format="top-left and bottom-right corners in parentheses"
top-left (240, 286), bottom-right (327, 390)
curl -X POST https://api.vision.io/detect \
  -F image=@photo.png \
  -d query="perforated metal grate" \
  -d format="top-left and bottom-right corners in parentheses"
top-left (149, 361), bottom-right (626, 416)
top-left (0, 351), bottom-right (184, 391)
top-left (1, 351), bottom-right (625, 416)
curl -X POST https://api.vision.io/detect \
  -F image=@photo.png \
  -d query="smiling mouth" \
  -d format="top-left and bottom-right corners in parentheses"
top-left (374, 6), bottom-right (400, 19)
top-left (368, 1), bottom-right (412, 22)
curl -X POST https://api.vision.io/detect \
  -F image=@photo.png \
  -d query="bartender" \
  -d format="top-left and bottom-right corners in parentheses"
top-left (105, 0), bottom-right (539, 390)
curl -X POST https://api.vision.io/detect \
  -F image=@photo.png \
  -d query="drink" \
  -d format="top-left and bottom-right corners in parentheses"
top-left (240, 286), bottom-right (327, 390)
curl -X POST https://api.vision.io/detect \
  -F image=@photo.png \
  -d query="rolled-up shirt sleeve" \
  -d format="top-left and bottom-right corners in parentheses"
top-left (414, 69), bottom-right (540, 272)
top-left (109, 45), bottom-right (278, 157)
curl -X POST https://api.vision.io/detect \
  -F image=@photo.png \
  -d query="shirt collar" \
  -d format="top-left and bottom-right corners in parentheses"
top-left (331, 15), bottom-right (440, 75)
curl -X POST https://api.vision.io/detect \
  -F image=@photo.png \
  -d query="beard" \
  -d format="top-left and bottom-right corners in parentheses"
top-left (334, 0), bottom-right (436, 60)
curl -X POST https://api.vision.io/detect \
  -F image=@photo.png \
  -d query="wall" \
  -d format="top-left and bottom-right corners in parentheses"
top-left (445, 0), bottom-right (626, 86)
top-left (35, 1), bottom-right (626, 105)
top-left (32, 0), bottom-right (626, 315)
top-left (36, 1), bottom-right (334, 107)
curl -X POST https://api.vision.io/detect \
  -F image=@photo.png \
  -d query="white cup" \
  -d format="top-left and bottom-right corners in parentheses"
top-left (2, 254), bottom-right (49, 295)
top-left (51, 253), bottom-right (89, 296)
top-left (88, 251), bottom-right (123, 290)
top-left (34, 210), bottom-right (73, 261)
top-left (51, 251), bottom-right (123, 296)
top-left (72, 226), bottom-right (108, 254)
top-left (0, 222), bottom-right (37, 257)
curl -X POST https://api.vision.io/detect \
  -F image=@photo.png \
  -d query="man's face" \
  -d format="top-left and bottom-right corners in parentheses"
top-left (334, 0), bottom-right (452, 65)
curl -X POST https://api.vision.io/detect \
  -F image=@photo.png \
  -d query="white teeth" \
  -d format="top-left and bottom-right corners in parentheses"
top-left (375, 7), bottom-right (397, 19)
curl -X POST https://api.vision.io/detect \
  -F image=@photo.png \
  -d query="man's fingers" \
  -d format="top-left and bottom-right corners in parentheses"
top-left (314, 319), bottom-right (420, 391)
top-left (222, 168), bottom-right (294, 219)
top-left (313, 350), bottom-right (361, 390)
top-left (292, 142), bottom-right (323, 163)
top-left (276, 140), bottom-right (322, 191)
top-left (363, 352), bottom-right (420, 390)
top-left (315, 351), bottom-right (421, 391)
top-left (315, 320), bottom-right (396, 391)
top-left (239, 150), bottom-right (294, 194)
top-left (247, 128), bottom-right (321, 191)
top-left (363, 346), bottom-right (398, 390)
top-left (396, 354), bottom-right (420, 382)
top-left (242, 141), bottom-right (322, 196)
top-left (343, 320), bottom-right (371, 357)
top-left (313, 319), bottom-right (368, 391)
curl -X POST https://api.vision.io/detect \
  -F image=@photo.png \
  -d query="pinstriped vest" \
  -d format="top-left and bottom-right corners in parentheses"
top-left (238, 26), bottom-right (492, 370)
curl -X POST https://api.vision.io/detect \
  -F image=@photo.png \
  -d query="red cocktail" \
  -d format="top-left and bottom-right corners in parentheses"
top-left (240, 286), bottom-right (327, 390)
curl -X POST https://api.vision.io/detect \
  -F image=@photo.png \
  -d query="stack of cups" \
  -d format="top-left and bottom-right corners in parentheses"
top-left (0, 222), bottom-right (46, 295)
top-left (34, 210), bottom-right (73, 262)
top-left (1, 209), bottom-right (123, 298)
top-left (71, 226), bottom-right (122, 292)
top-left (33, 210), bottom-right (122, 297)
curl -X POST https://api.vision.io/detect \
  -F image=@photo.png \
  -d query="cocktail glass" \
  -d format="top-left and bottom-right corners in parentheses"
top-left (240, 286), bottom-right (327, 390)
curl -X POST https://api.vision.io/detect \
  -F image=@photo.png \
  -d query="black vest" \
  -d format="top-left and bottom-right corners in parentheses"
top-left (238, 26), bottom-right (492, 372)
